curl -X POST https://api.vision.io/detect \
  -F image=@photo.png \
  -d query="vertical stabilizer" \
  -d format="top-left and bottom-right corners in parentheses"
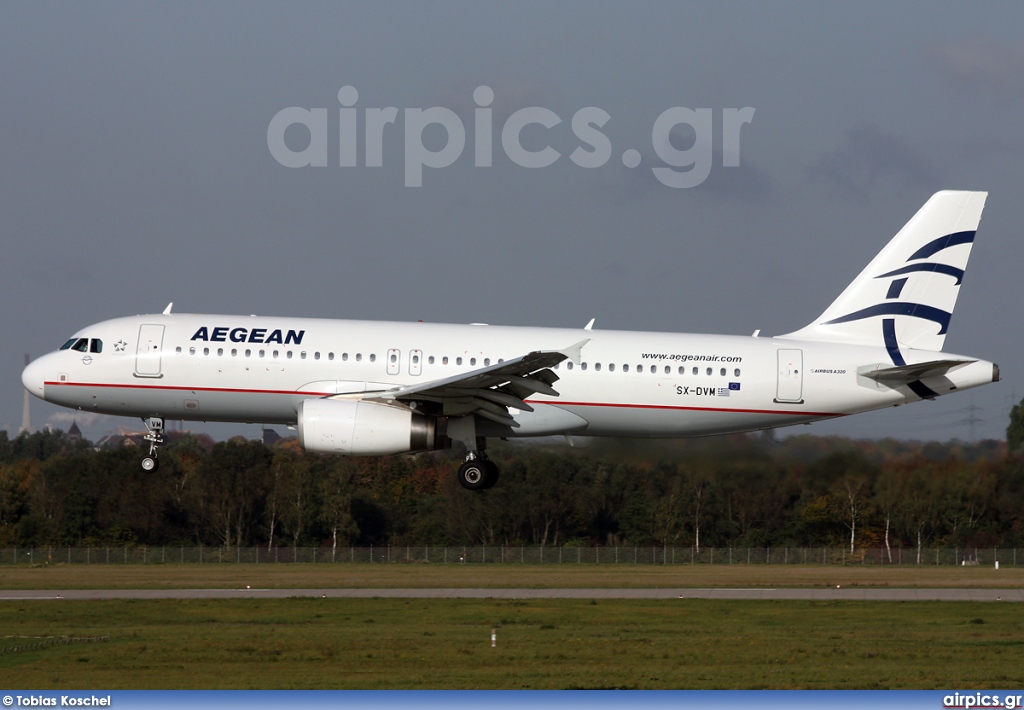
top-left (779, 190), bottom-right (987, 352)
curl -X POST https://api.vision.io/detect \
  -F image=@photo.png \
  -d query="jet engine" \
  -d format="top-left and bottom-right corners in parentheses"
top-left (297, 398), bottom-right (443, 456)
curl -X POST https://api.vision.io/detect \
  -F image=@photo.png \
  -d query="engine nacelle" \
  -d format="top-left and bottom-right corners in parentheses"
top-left (297, 398), bottom-right (440, 455)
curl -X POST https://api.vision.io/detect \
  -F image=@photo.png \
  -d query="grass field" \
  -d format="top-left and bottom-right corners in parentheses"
top-left (3, 565), bottom-right (1021, 689)
top-left (0, 562), bottom-right (1021, 590)
top-left (2, 597), bottom-right (1022, 689)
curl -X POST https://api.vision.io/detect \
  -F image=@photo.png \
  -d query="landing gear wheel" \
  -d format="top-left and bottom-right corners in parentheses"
top-left (141, 416), bottom-right (165, 473)
top-left (458, 460), bottom-right (488, 490)
top-left (458, 459), bottom-right (499, 490)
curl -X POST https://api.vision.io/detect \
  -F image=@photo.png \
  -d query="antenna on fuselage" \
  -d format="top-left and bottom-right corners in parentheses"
top-left (163, 302), bottom-right (174, 315)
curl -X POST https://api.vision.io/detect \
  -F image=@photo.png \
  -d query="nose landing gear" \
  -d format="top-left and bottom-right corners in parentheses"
top-left (140, 416), bottom-right (164, 472)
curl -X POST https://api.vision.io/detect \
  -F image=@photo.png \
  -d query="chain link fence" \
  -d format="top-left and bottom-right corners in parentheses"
top-left (0, 545), bottom-right (1018, 566)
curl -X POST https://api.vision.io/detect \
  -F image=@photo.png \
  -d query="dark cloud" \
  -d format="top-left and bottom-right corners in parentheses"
top-left (933, 36), bottom-right (1024, 104)
top-left (807, 122), bottom-right (941, 199)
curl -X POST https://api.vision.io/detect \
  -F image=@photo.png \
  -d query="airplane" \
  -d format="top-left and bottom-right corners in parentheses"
top-left (22, 190), bottom-right (998, 490)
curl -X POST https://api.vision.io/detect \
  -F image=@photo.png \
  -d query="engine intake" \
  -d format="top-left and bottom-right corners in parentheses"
top-left (298, 398), bottom-right (440, 455)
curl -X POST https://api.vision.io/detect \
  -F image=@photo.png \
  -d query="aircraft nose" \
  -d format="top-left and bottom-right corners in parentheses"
top-left (22, 357), bottom-right (47, 400)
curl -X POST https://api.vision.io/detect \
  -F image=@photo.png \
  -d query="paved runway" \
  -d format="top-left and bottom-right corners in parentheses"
top-left (2, 587), bottom-right (1021, 601)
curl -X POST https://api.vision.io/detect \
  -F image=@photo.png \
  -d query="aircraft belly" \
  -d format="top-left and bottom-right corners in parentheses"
top-left (46, 383), bottom-right (301, 425)
top-left (561, 404), bottom-right (821, 437)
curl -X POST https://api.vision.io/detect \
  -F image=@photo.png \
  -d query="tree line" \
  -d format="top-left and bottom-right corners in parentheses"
top-left (0, 423), bottom-right (1022, 553)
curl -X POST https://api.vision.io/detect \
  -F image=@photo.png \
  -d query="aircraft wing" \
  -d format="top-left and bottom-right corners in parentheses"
top-left (363, 339), bottom-right (589, 427)
top-left (859, 359), bottom-right (976, 384)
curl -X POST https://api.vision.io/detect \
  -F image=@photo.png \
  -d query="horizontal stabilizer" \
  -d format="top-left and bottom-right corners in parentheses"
top-left (859, 359), bottom-right (975, 384)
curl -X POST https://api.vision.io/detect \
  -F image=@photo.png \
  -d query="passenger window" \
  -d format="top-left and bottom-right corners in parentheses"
top-left (286, 351), bottom-right (292, 359)
top-left (623, 364), bottom-right (629, 372)
top-left (218, 348), bottom-right (224, 356)
top-left (566, 361), bottom-right (573, 370)
top-left (90, 339), bottom-right (102, 353)
top-left (484, 358), bottom-right (490, 366)
top-left (356, 353), bottom-right (362, 362)
top-left (342, 353), bottom-right (348, 361)
top-left (260, 350), bottom-right (266, 358)
top-left (231, 349), bottom-right (237, 357)
top-left (693, 367), bottom-right (698, 375)
top-left (428, 356), bottom-right (435, 364)
top-left (581, 362), bottom-right (588, 371)
top-left (720, 368), bottom-right (726, 376)
top-left (369, 354), bottom-right (376, 362)
top-left (595, 363), bottom-right (601, 371)
top-left (734, 368), bottom-right (741, 377)
top-left (443, 356), bottom-right (449, 365)
top-left (314, 352), bottom-right (320, 360)
top-left (664, 366), bottom-right (670, 375)
top-left (273, 350), bottom-right (279, 358)
top-left (301, 352), bottom-right (307, 359)
top-left (176, 346), bottom-right (182, 354)
top-left (190, 347), bottom-right (196, 355)
top-left (637, 365), bottom-right (643, 373)
top-left (678, 366), bottom-right (684, 375)
top-left (650, 365), bottom-right (656, 374)
top-left (470, 357), bottom-right (476, 366)
top-left (456, 357), bottom-right (463, 365)
top-left (706, 367), bottom-right (712, 376)
top-left (204, 348), bottom-right (210, 356)
top-left (412, 354), bottom-right (420, 364)
top-left (245, 349), bottom-right (251, 357)
top-left (609, 363), bottom-right (615, 372)
top-left (390, 353), bottom-right (397, 363)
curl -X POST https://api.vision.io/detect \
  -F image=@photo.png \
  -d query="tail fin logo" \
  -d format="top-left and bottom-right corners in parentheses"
top-left (823, 228), bottom-right (975, 394)
top-left (821, 230), bottom-right (975, 338)
top-left (777, 191), bottom-right (986, 354)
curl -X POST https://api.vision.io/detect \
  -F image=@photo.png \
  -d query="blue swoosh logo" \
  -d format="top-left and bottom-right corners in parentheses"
top-left (875, 262), bottom-right (965, 285)
top-left (907, 230), bottom-right (974, 260)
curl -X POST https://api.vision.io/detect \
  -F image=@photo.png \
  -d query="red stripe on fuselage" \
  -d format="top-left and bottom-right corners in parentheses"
top-left (44, 381), bottom-right (335, 397)
top-left (524, 399), bottom-right (842, 418)
top-left (44, 381), bottom-right (841, 418)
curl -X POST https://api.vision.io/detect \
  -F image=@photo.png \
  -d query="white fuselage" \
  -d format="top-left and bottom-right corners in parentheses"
top-left (22, 312), bottom-right (997, 439)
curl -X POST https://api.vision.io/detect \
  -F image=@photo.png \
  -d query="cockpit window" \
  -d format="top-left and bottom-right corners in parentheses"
top-left (60, 338), bottom-right (78, 350)
top-left (68, 338), bottom-right (89, 352)
top-left (90, 339), bottom-right (102, 353)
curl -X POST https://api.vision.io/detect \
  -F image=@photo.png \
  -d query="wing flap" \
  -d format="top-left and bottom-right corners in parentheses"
top-left (365, 339), bottom-right (589, 425)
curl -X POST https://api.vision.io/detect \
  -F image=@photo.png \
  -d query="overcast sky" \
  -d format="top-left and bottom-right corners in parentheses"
top-left (2, 1), bottom-right (1022, 443)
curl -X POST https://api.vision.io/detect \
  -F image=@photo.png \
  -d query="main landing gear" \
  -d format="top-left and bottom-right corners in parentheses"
top-left (140, 416), bottom-right (164, 472)
top-left (458, 452), bottom-right (499, 491)
top-left (448, 418), bottom-right (500, 491)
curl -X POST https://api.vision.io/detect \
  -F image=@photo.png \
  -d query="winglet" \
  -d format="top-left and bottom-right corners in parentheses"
top-left (561, 339), bottom-right (590, 365)
top-left (163, 302), bottom-right (174, 315)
